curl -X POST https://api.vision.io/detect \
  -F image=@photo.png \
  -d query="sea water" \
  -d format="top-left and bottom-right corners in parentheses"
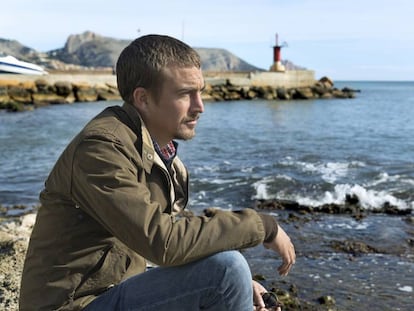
top-left (0, 81), bottom-right (413, 309)
top-left (0, 81), bottom-right (413, 212)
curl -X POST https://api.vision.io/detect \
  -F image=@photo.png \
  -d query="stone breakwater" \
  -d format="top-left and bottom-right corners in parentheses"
top-left (0, 78), bottom-right (121, 112)
top-left (0, 74), bottom-right (356, 112)
top-left (203, 76), bottom-right (357, 102)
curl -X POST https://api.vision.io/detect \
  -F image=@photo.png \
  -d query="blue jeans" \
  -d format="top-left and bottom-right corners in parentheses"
top-left (83, 250), bottom-right (253, 311)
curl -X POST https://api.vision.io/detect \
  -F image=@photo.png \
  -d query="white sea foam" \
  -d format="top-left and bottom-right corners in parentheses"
top-left (315, 162), bottom-right (350, 183)
top-left (241, 166), bottom-right (254, 173)
top-left (368, 172), bottom-right (401, 187)
top-left (251, 175), bottom-right (295, 200)
top-left (251, 174), bottom-right (412, 210)
top-left (209, 178), bottom-right (240, 185)
top-left (297, 184), bottom-right (411, 210)
top-left (252, 179), bottom-right (270, 200)
top-left (397, 285), bottom-right (413, 293)
top-left (318, 220), bottom-right (370, 231)
top-left (194, 165), bottom-right (220, 173)
top-left (280, 158), bottom-right (365, 183)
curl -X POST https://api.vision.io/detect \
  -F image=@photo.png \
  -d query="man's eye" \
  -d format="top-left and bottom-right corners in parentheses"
top-left (179, 92), bottom-right (190, 98)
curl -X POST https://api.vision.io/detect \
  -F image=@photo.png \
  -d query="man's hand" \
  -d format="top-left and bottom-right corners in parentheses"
top-left (263, 224), bottom-right (296, 276)
top-left (253, 280), bottom-right (281, 311)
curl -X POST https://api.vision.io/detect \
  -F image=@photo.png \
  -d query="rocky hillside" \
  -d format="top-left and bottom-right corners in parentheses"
top-left (0, 39), bottom-right (44, 63)
top-left (46, 31), bottom-right (263, 71)
top-left (0, 31), bottom-right (304, 72)
top-left (47, 32), bottom-right (130, 69)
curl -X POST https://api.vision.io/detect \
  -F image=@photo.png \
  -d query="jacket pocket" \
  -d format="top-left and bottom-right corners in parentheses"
top-left (73, 244), bottom-right (131, 299)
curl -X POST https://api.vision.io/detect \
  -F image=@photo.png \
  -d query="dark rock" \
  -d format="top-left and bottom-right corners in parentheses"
top-left (245, 90), bottom-right (258, 99)
top-left (293, 87), bottom-right (314, 99)
top-left (332, 89), bottom-right (350, 99)
top-left (319, 76), bottom-right (334, 88)
top-left (0, 101), bottom-right (26, 112)
top-left (73, 83), bottom-right (98, 102)
top-left (54, 81), bottom-right (73, 96)
top-left (7, 86), bottom-right (31, 103)
top-left (1, 74), bottom-right (358, 113)
top-left (342, 87), bottom-right (361, 93)
top-left (330, 240), bottom-right (380, 255)
top-left (312, 82), bottom-right (329, 96)
top-left (317, 295), bottom-right (336, 306)
top-left (276, 87), bottom-right (290, 100)
top-left (254, 197), bottom-right (412, 216)
top-left (34, 79), bottom-right (49, 92)
top-left (320, 92), bottom-right (333, 99)
top-left (253, 274), bottom-right (266, 281)
top-left (345, 194), bottom-right (359, 205)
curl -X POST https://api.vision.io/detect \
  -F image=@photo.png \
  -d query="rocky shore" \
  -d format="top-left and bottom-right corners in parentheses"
top-left (0, 75), bottom-right (356, 112)
top-left (1, 196), bottom-right (412, 310)
top-left (0, 213), bottom-right (34, 310)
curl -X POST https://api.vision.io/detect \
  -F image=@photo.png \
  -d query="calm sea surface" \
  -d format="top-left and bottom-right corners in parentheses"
top-left (1, 81), bottom-right (413, 309)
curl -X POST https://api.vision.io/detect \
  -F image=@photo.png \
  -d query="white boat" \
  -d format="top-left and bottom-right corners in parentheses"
top-left (0, 54), bottom-right (48, 75)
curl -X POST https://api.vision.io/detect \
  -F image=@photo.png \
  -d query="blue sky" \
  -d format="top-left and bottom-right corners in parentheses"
top-left (1, 0), bottom-right (413, 81)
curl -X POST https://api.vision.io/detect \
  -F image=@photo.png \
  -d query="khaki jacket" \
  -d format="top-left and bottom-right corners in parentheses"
top-left (19, 103), bottom-right (265, 310)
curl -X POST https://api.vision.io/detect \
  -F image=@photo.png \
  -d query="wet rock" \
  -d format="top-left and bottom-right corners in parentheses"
top-left (253, 274), bottom-right (266, 281)
top-left (329, 240), bottom-right (380, 256)
top-left (0, 101), bottom-right (26, 112)
top-left (254, 197), bottom-right (412, 217)
top-left (269, 287), bottom-right (316, 311)
top-left (317, 295), bottom-right (336, 306)
top-left (342, 87), bottom-right (361, 93)
top-left (405, 216), bottom-right (414, 224)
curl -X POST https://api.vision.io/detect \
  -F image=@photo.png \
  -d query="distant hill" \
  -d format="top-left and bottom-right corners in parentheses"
top-left (0, 38), bottom-right (43, 62)
top-left (46, 31), bottom-right (263, 71)
top-left (195, 47), bottom-right (261, 72)
top-left (47, 31), bottom-right (130, 68)
top-left (0, 31), bottom-right (305, 72)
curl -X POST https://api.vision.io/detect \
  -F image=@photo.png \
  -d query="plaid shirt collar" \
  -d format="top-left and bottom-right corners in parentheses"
top-left (153, 140), bottom-right (178, 165)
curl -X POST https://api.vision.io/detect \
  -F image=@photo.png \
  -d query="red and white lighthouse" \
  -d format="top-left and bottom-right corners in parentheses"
top-left (270, 33), bottom-right (286, 72)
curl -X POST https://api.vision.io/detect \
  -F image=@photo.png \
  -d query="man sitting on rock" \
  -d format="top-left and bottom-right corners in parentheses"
top-left (19, 34), bottom-right (295, 311)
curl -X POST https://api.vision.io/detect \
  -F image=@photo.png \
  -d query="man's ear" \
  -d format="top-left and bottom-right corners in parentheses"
top-left (132, 87), bottom-right (149, 112)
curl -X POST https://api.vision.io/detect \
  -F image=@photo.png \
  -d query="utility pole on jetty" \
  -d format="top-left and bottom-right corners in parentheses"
top-left (269, 33), bottom-right (287, 72)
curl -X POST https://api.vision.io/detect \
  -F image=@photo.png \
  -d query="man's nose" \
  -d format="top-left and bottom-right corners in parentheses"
top-left (191, 92), bottom-right (204, 113)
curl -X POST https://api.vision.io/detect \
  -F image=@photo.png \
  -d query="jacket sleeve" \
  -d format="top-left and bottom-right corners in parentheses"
top-left (71, 133), bottom-right (266, 267)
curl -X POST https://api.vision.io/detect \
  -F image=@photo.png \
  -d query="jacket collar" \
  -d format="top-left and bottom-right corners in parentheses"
top-left (121, 103), bottom-right (188, 212)
top-left (121, 103), bottom-right (156, 174)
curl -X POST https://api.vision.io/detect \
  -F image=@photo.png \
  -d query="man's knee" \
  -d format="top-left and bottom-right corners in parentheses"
top-left (207, 251), bottom-right (251, 283)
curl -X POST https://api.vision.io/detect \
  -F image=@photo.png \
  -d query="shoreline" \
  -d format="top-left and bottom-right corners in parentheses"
top-left (1, 199), bottom-right (412, 310)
